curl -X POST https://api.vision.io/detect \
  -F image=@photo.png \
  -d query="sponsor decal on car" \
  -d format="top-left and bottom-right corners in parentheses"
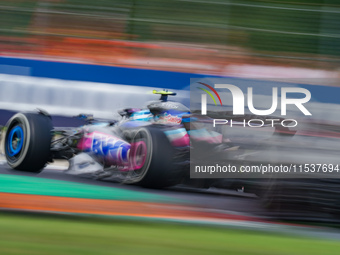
top-left (156, 113), bottom-right (182, 125)
top-left (79, 132), bottom-right (130, 163)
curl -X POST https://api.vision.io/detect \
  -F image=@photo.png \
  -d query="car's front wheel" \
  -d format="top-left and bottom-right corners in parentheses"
top-left (5, 112), bottom-right (52, 172)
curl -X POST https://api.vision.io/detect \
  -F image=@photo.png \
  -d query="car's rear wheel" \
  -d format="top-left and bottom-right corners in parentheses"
top-left (121, 126), bottom-right (180, 188)
top-left (5, 113), bottom-right (52, 172)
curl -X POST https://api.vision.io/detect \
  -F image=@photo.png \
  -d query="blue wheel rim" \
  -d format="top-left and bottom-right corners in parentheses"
top-left (7, 125), bottom-right (24, 157)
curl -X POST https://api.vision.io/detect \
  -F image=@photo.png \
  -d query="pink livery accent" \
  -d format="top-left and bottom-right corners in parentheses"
top-left (77, 133), bottom-right (93, 151)
top-left (129, 141), bottom-right (147, 170)
top-left (164, 128), bottom-right (190, 147)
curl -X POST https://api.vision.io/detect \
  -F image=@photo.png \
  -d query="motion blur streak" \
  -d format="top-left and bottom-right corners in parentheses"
top-left (1, 1), bottom-right (340, 254)
top-left (0, 0), bottom-right (339, 76)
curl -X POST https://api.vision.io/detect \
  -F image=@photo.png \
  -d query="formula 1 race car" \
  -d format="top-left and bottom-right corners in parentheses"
top-left (2, 90), bottom-right (196, 188)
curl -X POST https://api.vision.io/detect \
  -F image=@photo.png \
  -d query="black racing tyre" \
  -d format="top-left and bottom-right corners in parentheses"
top-left (4, 113), bottom-right (52, 172)
top-left (122, 126), bottom-right (180, 188)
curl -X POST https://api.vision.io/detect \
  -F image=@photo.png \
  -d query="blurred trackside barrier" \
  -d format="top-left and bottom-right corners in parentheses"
top-left (0, 56), bottom-right (205, 88)
top-left (0, 56), bottom-right (195, 118)
top-left (0, 72), bottom-right (189, 119)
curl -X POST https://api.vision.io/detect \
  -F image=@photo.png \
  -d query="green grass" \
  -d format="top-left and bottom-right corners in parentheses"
top-left (0, 213), bottom-right (339, 255)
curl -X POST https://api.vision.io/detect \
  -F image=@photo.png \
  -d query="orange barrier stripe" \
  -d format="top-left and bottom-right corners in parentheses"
top-left (0, 192), bottom-right (190, 218)
top-left (0, 192), bottom-right (259, 222)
